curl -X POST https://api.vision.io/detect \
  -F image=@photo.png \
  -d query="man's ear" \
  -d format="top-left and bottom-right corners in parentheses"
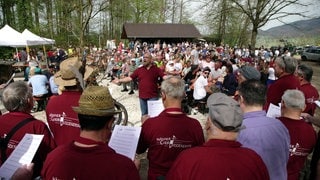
top-left (239, 95), bottom-right (244, 104)
top-left (281, 100), bottom-right (285, 108)
top-left (205, 117), bottom-right (211, 131)
top-left (107, 119), bottom-right (114, 130)
top-left (302, 104), bottom-right (306, 112)
top-left (161, 91), bottom-right (166, 101)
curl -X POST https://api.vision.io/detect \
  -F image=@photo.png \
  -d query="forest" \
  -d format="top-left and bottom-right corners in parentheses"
top-left (0, 0), bottom-right (318, 49)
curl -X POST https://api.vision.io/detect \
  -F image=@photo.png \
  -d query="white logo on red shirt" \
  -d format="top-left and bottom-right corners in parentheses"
top-left (156, 135), bottom-right (192, 148)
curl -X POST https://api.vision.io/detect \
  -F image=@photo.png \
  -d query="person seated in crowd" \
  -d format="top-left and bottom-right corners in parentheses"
top-left (166, 93), bottom-right (269, 179)
top-left (41, 86), bottom-right (140, 179)
top-left (48, 65), bottom-right (59, 95)
top-left (192, 67), bottom-right (212, 103)
top-left (181, 60), bottom-right (192, 81)
top-left (154, 52), bottom-right (165, 72)
top-left (277, 89), bottom-right (317, 180)
top-left (199, 54), bottom-right (214, 71)
top-left (295, 64), bottom-right (319, 116)
top-left (0, 81), bottom-right (56, 178)
top-left (211, 59), bottom-right (223, 83)
top-left (24, 60), bottom-right (38, 81)
top-left (28, 67), bottom-right (49, 111)
top-left (136, 76), bottom-right (204, 179)
top-left (165, 60), bottom-right (179, 76)
top-left (237, 79), bottom-right (290, 180)
top-left (221, 63), bottom-right (237, 96)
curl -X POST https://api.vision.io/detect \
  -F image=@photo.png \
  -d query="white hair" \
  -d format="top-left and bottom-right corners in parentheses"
top-left (282, 89), bottom-right (305, 110)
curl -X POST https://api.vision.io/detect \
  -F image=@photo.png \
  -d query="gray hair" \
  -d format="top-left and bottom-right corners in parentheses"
top-left (2, 81), bottom-right (33, 112)
top-left (160, 76), bottom-right (185, 100)
top-left (275, 56), bottom-right (298, 74)
top-left (282, 89), bottom-right (305, 110)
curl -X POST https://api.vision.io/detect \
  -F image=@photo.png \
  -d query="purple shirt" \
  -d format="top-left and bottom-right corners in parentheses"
top-left (237, 110), bottom-right (290, 180)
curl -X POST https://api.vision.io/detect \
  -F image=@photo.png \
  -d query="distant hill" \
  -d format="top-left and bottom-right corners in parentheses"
top-left (258, 18), bottom-right (320, 38)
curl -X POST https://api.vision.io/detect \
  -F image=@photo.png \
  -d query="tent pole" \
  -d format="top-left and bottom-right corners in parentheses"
top-left (43, 45), bottom-right (48, 68)
top-left (16, 48), bottom-right (20, 61)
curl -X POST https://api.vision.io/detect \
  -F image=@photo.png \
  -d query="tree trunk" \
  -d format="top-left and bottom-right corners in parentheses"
top-left (33, 0), bottom-right (40, 31)
top-left (45, 0), bottom-right (54, 37)
top-left (250, 26), bottom-right (258, 52)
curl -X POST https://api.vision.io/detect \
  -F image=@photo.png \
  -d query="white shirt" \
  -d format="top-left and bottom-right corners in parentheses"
top-left (193, 75), bottom-right (208, 100)
top-left (268, 67), bottom-right (276, 80)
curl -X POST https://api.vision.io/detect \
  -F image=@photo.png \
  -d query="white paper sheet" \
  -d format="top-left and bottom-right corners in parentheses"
top-left (108, 125), bottom-right (141, 160)
top-left (0, 134), bottom-right (44, 179)
top-left (266, 103), bottom-right (281, 118)
top-left (147, 99), bottom-right (164, 118)
top-left (315, 100), bottom-right (320, 108)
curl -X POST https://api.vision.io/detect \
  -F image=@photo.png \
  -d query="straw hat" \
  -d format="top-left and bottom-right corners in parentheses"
top-left (73, 86), bottom-right (121, 116)
top-left (54, 57), bottom-right (95, 86)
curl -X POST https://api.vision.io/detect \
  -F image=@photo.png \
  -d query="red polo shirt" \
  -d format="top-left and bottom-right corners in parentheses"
top-left (130, 65), bottom-right (164, 99)
top-left (137, 109), bottom-right (205, 179)
top-left (46, 91), bottom-right (82, 146)
top-left (166, 139), bottom-right (269, 180)
top-left (41, 139), bottom-right (140, 179)
top-left (0, 112), bottom-right (56, 177)
top-left (299, 83), bottom-right (319, 115)
top-left (278, 117), bottom-right (317, 180)
top-left (264, 74), bottom-right (300, 110)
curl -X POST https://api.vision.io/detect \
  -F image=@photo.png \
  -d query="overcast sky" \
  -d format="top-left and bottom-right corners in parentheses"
top-left (189, 0), bottom-right (320, 31)
top-left (261, 0), bottom-right (320, 30)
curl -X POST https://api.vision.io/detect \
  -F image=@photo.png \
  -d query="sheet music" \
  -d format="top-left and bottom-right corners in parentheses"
top-left (147, 99), bottom-right (164, 118)
top-left (108, 125), bottom-right (141, 160)
top-left (266, 103), bottom-right (281, 118)
top-left (0, 134), bottom-right (44, 179)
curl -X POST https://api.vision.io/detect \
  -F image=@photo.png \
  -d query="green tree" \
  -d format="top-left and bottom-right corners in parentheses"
top-left (230, 0), bottom-right (308, 50)
top-left (0, 0), bottom-right (16, 26)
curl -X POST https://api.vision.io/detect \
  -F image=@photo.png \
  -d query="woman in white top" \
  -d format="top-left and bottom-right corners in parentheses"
top-left (267, 62), bottom-right (276, 87)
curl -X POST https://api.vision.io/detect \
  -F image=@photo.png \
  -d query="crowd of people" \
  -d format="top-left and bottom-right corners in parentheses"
top-left (0, 39), bottom-right (319, 179)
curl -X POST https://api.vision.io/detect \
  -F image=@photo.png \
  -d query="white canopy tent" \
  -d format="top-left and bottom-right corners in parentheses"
top-left (0, 25), bottom-right (55, 65)
top-left (0, 25), bottom-right (55, 47)
top-left (21, 29), bottom-right (55, 45)
top-left (0, 25), bottom-right (27, 47)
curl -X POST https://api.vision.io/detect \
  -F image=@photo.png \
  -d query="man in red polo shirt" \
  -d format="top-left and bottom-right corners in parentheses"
top-left (264, 56), bottom-right (300, 110)
top-left (0, 81), bottom-right (56, 178)
top-left (136, 77), bottom-right (205, 179)
top-left (166, 93), bottom-right (269, 180)
top-left (296, 64), bottom-right (319, 116)
top-left (115, 52), bottom-right (165, 116)
top-left (278, 89), bottom-right (316, 180)
top-left (42, 86), bottom-right (139, 179)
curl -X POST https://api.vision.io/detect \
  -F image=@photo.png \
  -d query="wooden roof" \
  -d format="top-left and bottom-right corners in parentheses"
top-left (121, 23), bottom-right (201, 39)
